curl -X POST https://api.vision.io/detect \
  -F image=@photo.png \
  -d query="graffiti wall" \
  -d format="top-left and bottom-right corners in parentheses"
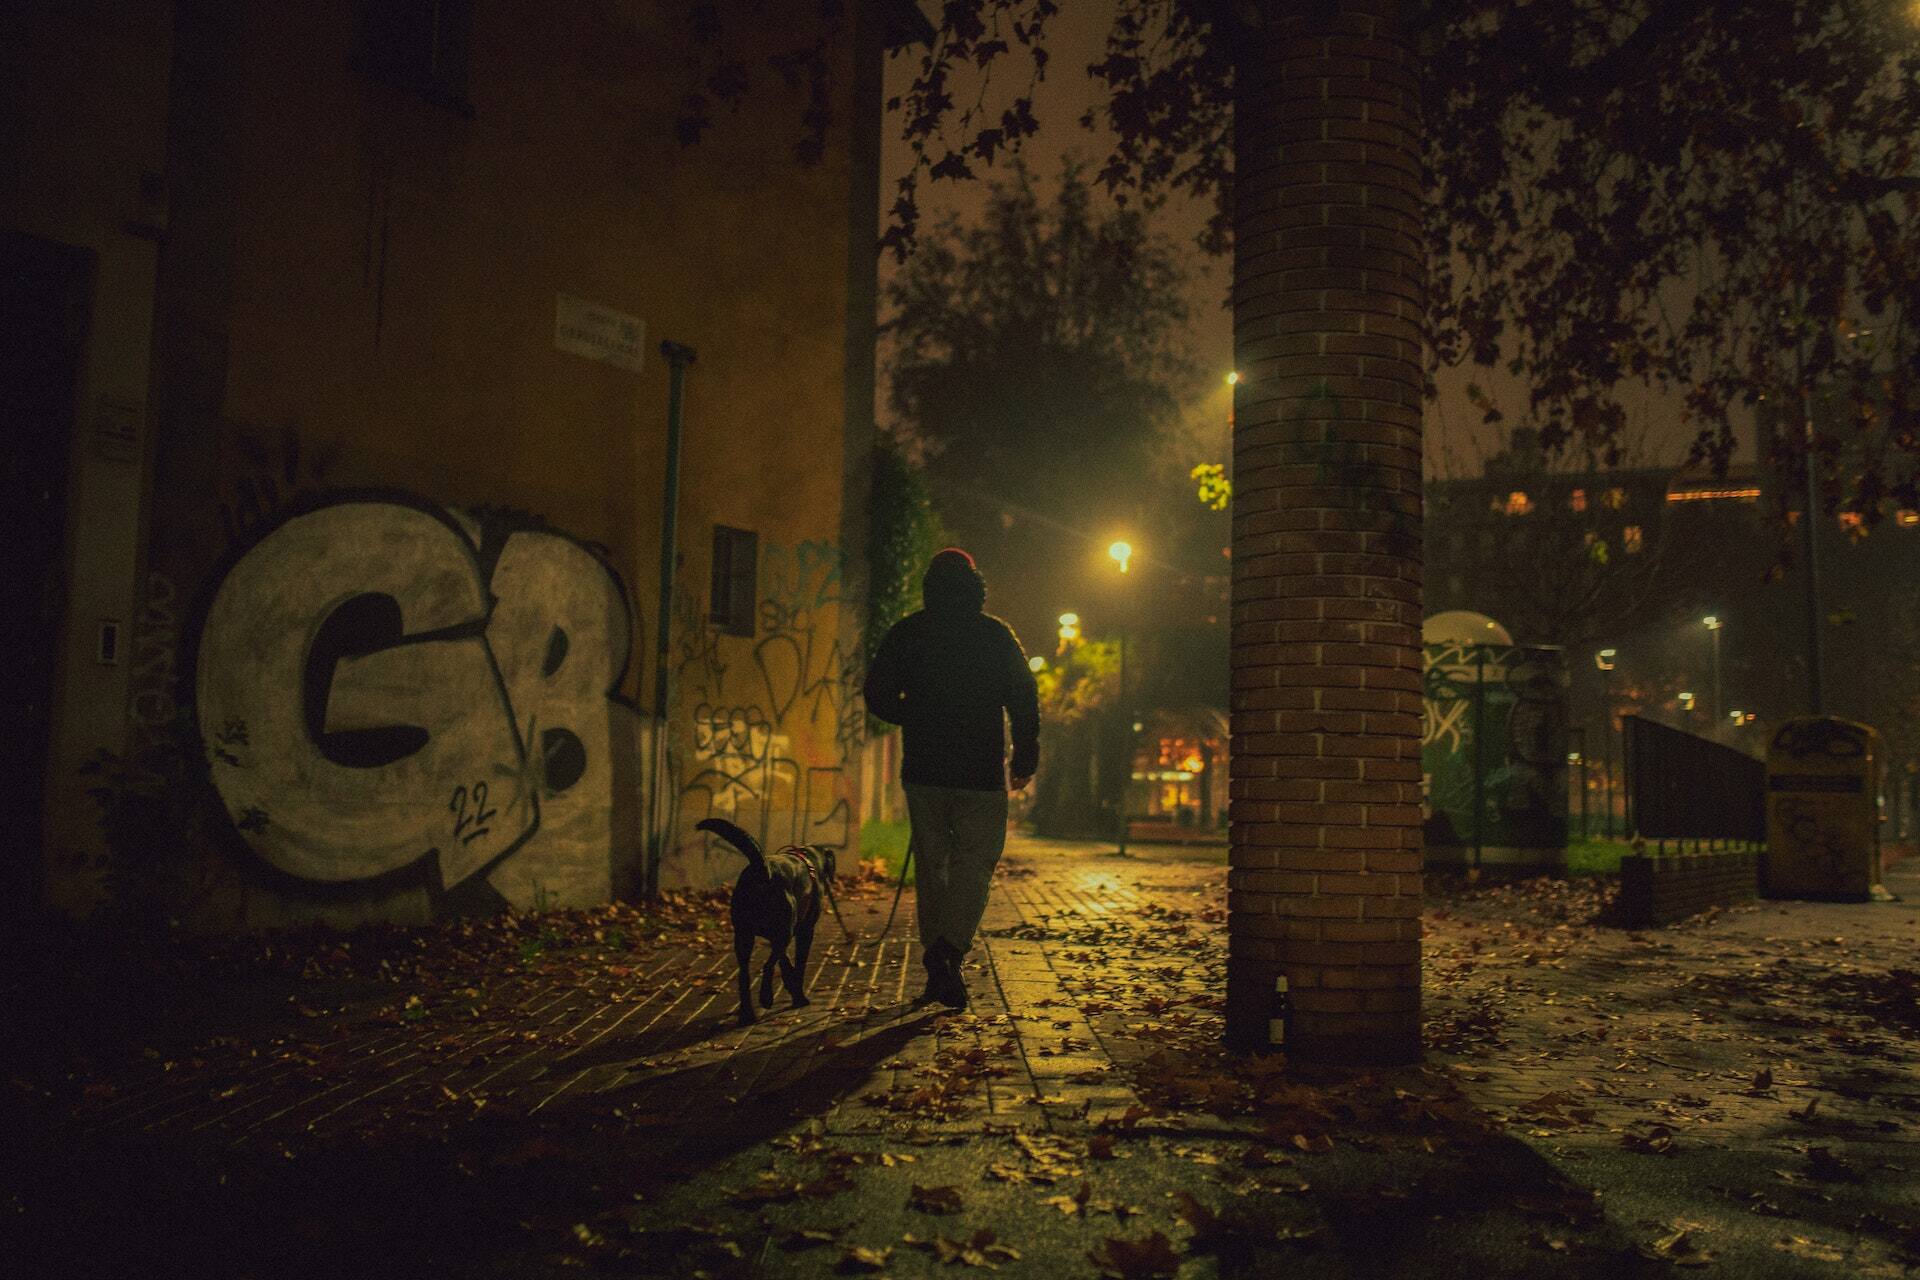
top-left (660, 540), bottom-right (863, 889)
top-left (196, 495), bottom-right (643, 912)
top-left (1422, 642), bottom-right (1569, 863)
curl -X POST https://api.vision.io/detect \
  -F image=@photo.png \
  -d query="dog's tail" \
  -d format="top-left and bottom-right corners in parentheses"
top-left (695, 817), bottom-right (767, 877)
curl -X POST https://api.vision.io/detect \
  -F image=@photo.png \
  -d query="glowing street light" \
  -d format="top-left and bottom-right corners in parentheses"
top-left (1225, 370), bottom-right (1240, 385)
top-left (1028, 655), bottom-right (1046, 673)
top-left (1107, 542), bottom-right (1140, 857)
top-left (1595, 648), bottom-right (1617, 672)
top-left (1057, 612), bottom-right (1080, 651)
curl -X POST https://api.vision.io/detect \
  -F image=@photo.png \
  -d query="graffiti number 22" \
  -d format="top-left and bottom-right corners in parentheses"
top-left (449, 782), bottom-right (497, 846)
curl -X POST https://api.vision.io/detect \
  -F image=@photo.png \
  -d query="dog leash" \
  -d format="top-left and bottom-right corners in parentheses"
top-left (882, 833), bottom-right (915, 939)
top-left (785, 844), bottom-right (857, 943)
top-left (819, 874), bottom-right (855, 943)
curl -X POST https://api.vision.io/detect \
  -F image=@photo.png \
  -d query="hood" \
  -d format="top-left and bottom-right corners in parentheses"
top-left (923, 547), bottom-right (986, 614)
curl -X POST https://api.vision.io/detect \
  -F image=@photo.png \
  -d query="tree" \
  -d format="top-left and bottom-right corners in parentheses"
top-left (882, 158), bottom-right (1212, 651)
top-left (673, 0), bottom-right (1919, 1064)
top-left (865, 433), bottom-right (950, 734)
top-left (872, 1), bottom-right (1918, 515)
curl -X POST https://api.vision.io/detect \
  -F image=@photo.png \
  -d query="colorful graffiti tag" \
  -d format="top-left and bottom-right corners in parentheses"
top-left (195, 496), bottom-right (641, 910)
top-left (665, 539), bottom-right (861, 886)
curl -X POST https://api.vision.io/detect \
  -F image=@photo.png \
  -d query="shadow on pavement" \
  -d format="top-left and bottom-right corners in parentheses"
top-left (7, 1006), bottom-right (941, 1280)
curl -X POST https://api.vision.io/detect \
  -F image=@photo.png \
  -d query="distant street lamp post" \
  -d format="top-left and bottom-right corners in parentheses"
top-left (1596, 648), bottom-right (1619, 839)
top-left (1109, 541), bottom-right (1134, 857)
top-left (1791, 277), bottom-right (1827, 715)
top-left (1703, 616), bottom-right (1723, 726)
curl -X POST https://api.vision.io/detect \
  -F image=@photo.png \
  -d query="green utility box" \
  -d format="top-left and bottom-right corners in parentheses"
top-left (1764, 717), bottom-right (1883, 900)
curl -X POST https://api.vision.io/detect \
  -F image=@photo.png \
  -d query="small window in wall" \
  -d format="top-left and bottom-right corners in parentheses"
top-left (711, 526), bottom-right (758, 637)
top-left (1623, 525), bottom-right (1644, 554)
top-left (354, 0), bottom-right (473, 112)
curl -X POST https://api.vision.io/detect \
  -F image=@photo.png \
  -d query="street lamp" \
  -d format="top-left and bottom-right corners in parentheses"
top-left (1057, 612), bottom-right (1080, 653)
top-left (1596, 648), bottom-right (1619, 838)
top-left (1702, 615), bottom-right (1723, 726)
top-left (1109, 542), bottom-right (1139, 856)
top-left (1028, 655), bottom-right (1046, 674)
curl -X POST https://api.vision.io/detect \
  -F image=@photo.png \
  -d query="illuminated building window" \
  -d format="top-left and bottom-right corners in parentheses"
top-left (1570, 488), bottom-right (1587, 513)
top-left (1667, 486), bottom-right (1762, 503)
top-left (1898, 510), bottom-right (1920, 527)
top-left (1504, 490), bottom-right (1532, 516)
top-left (1623, 525), bottom-right (1644, 554)
top-left (1604, 487), bottom-right (1627, 510)
top-left (1839, 512), bottom-right (1863, 530)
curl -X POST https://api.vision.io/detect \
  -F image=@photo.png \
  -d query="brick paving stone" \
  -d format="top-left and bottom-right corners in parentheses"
top-left (22, 836), bottom-right (1920, 1278)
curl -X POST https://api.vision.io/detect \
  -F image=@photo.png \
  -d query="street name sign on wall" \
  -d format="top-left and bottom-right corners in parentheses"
top-left (554, 295), bottom-right (644, 372)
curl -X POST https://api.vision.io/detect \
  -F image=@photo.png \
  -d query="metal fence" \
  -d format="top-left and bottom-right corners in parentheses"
top-left (1622, 714), bottom-right (1766, 845)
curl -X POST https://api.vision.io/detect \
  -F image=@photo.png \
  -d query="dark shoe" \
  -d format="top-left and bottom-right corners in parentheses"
top-left (929, 939), bottom-right (969, 1011)
top-left (915, 945), bottom-right (948, 1006)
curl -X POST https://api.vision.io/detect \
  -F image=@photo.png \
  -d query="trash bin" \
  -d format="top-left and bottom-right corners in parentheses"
top-left (1764, 717), bottom-right (1882, 900)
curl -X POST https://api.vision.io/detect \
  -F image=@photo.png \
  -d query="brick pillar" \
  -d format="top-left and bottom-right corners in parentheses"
top-left (1225, 0), bottom-right (1424, 1064)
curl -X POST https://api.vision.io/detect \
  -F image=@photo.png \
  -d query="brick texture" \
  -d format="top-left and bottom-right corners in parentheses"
top-left (1618, 852), bottom-right (1761, 927)
top-left (1226, 0), bottom-right (1424, 1064)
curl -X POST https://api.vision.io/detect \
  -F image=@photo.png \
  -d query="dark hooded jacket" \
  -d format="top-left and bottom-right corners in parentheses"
top-left (863, 552), bottom-right (1040, 792)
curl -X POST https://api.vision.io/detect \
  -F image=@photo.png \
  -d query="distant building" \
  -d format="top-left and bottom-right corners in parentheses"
top-left (7, 0), bottom-right (931, 928)
top-left (1427, 428), bottom-right (1920, 839)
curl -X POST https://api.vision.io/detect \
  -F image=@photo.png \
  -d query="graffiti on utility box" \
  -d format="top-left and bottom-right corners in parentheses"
top-left (195, 496), bottom-right (641, 910)
top-left (1421, 641), bottom-right (1569, 856)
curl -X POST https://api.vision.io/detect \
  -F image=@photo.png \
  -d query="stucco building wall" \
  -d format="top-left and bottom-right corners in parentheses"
top-left (20, 0), bottom-right (904, 929)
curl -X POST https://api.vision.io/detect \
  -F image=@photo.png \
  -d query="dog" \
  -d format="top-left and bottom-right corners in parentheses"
top-left (695, 817), bottom-right (838, 1025)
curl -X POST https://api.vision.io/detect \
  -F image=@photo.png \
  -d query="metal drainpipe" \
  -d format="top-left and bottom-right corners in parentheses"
top-left (644, 341), bottom-right (696, 899)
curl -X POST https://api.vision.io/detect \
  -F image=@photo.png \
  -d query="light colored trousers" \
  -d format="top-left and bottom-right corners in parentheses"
top-left (904, 783), bottom-right (1009, 956)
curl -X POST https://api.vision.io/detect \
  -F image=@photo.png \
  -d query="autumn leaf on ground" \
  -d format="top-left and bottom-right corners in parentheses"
top-left (1088, 1229), bottom-right (1183, 1279)
top-left (1621, 1124), bottom-right (1675, 1154)
top-left (1775, 1234), bottom-right (1848, 1263)
top-left (1172, 1189), bottom-right (1310, 1260)
top-left (905, 1227), bottom-right (1019, 1268)
top-left (1042, 1193), bottom-right (1081, 1216)
top-left (910, 1183), bottom-right (965, 1214)
top-left (1639, 1221), bottom-right (1715, 1268)
top-left (837, 1243), bottom-right (893, 1272)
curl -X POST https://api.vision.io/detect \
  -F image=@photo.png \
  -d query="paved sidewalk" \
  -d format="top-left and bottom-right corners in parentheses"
top-left (8, 837), bottom-right (1919, 1278)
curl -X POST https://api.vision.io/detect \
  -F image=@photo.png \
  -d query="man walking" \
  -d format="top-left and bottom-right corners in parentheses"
top-left (864, 548), bottom-right (1039, 1010)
